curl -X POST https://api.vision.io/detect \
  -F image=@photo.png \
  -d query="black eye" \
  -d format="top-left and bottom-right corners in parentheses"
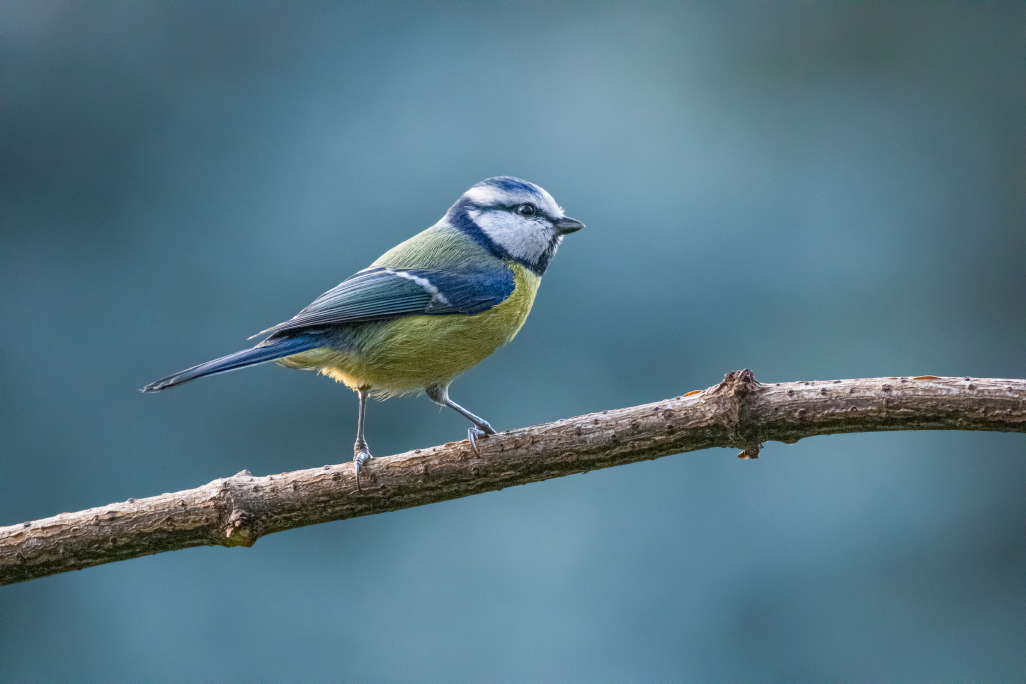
top-left (517, 203), bottom-right (537, 217)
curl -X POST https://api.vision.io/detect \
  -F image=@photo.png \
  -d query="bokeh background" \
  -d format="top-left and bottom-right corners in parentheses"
top-left (3, 2), bottom-right (1024, 680)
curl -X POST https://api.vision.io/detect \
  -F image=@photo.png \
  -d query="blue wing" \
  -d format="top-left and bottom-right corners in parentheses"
top-left (255, 265), bottom-right (515, 337)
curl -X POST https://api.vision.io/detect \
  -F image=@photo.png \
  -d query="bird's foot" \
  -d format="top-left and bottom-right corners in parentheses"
top-left (354, 446), bottom-right (374, 491)
top-left (468, 422), bottom-right (497, 457)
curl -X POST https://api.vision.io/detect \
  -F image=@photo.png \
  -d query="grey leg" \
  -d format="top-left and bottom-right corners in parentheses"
top-left (426, 384), bottom-right (497, 455)
top-left (353, 387), bottom-right (373, 490)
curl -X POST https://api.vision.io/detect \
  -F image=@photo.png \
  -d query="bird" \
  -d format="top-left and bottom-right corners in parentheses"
top-left (142, 176), bottom-right (584, 488)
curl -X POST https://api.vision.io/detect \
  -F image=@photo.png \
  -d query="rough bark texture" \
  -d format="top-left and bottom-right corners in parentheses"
top-left (3, 372), bottom-right (1024, 585)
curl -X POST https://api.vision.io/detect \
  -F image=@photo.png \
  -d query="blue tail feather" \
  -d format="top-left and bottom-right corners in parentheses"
top-left (141, 336), bottom-right (320, 392)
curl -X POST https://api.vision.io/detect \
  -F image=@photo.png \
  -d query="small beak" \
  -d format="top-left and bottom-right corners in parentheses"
top-left (555, 216), bottom-right (585, 234)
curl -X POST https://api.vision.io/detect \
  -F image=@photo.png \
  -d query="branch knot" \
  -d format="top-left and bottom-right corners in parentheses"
top-left (715, 369), bottom-right (764, 458)
top-left (224, 509), bottom-right (254, 547)
top-left (217, 472), bottom-right (258, 547)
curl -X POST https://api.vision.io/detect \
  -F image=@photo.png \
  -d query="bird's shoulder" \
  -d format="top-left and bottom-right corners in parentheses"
top-left (254, 228), bottom-right (516, 338)
top-left (372, 225), bottom-right (493, 272)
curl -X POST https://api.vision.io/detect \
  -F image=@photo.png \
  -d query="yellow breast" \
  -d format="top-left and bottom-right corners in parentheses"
top-left (279, 262), bottom-right (541, 396)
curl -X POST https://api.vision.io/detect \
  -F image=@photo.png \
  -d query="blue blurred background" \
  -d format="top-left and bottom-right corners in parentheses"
top-left (2, 2), bottom-right (1024, 680)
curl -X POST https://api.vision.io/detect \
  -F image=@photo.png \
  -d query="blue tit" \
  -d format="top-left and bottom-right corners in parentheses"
top-left (142, 176), bottom-right (584, 488)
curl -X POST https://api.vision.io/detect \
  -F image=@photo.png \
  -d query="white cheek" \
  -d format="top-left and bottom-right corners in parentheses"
top-left (472, 210), bottom-right (552, 263)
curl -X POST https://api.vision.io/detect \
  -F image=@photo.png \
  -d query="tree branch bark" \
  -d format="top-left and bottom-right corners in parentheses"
top-left (3, 372), bottom-right (1024, 585)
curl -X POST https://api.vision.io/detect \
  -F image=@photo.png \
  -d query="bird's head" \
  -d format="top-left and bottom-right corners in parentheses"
top-left (445, 176), bottom-right (584, 275)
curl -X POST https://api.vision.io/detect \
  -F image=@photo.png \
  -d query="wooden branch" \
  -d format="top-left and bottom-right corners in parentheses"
top-left (3, 372), bottom-right (1024, 585)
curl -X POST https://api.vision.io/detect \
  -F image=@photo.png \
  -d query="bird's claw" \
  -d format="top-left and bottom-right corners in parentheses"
top-left (468, 422), bottom-right (496, 457)
top-left (354, 448), bottom-right (373, 491)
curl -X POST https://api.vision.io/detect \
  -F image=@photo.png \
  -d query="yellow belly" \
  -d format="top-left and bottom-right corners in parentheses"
top-left (278, 263), bottom-right (541, 397)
